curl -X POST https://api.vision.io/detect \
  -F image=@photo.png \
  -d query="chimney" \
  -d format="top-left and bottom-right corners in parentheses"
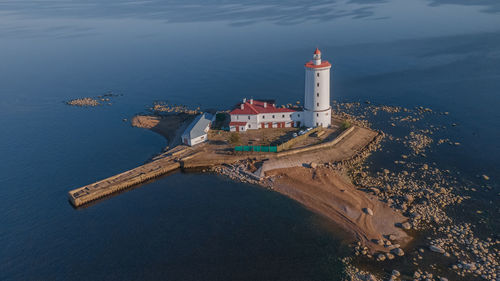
top-left (240, 103), bottom-right (244, 110)
top-left (263, 102), bottom-right (267, 108)
top-left (249, 99), bottom-right (253, 104)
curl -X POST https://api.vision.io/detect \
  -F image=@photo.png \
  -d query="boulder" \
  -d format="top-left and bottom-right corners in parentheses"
top-left (376, 253), bottom-right (386, 261)
top-left (363, 207), bottom-right (374, 216)
top-left (429, 245), bottom-right (445, 254)
top-left (401, 222), bottom-right (412, 230)
top-left (391, 248), bottom-right (404, 256)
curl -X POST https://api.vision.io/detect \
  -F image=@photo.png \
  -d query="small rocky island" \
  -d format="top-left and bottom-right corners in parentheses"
top-left (67, 50), bottom-right (498, 281)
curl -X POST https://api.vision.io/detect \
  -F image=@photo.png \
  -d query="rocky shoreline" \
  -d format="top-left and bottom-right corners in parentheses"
top-left (331, 102), bottom-right (498, 281)
top-left (208, 102), bottom-right (498, 281)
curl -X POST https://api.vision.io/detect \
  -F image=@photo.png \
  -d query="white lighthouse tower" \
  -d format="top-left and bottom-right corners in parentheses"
top-left (303, 48), bottom-right (332, 128)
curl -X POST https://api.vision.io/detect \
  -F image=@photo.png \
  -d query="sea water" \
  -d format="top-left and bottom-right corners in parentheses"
top-left (0, 1), bottom-right (499, 280)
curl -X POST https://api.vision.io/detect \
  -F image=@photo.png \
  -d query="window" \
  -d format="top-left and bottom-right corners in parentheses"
top-left (236, 116), bottom-right (239, 120)
top-left (282, 114), bottom-right (285, 118)
top-left (272, 115), bottom-right (275, 119)
top-left (298, 114), bottom-right (300, 117)
top-left (263, 115), bottom-right (265, 119)
top-left (248, 116), bottom-right (250, 120)
top-left (317, 102), bottom-right (319, 106)
top-left (317, 73), bottom-right (319, 77)
top-left (317, 113), bottom-right (319, 117)
top-left (317, 93), bottom-right (319, 97)
top-left (248, 124), bottom-right (251, 128)
top-left (317, 83), bottom-right (319, 87)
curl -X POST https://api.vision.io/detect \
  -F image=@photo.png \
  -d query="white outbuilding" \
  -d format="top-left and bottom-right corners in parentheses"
top-left (181, 113), bottom-right (214, 146)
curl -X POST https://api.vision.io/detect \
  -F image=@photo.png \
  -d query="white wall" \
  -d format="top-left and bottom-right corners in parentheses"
top-left (304, 65), bottom-right (331, 128)
top-left (189, 134), bottom-right (207, 146)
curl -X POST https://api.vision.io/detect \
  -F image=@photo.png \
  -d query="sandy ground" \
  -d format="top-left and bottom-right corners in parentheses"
top-left (267, 166), bottom-right (411, 253)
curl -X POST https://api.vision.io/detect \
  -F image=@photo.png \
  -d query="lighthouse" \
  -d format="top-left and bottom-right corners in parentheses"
top-left (303, 48), bottom-right (332, 128)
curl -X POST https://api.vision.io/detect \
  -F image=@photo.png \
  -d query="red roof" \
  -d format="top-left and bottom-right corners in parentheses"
top-left (229, 121), bottom-right (247, 126)
top-left (230, 100), bottom-right (296, 115)
top-left (305, 60), bottom-right (331, 69)
top-left (314, 48), bottom-right (321, 55)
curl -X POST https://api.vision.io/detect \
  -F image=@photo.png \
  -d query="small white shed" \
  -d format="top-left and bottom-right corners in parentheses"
top-left (181, 113), bottom-right (214, 146)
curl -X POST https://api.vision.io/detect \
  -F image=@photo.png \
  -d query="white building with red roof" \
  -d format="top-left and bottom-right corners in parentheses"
top-left (229, 99), bottom-right (302, 132)
top-left (229, 48), bottom-right (332, 132)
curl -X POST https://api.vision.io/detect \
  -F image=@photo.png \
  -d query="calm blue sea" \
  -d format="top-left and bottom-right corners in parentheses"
top-left (0, 1), bottom-right (499, 280)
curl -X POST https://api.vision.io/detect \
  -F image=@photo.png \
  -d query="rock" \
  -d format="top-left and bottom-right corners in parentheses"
top-left (383, 169), bottom-right (390, 174)
top-left (401, 222), bottom-right (412, 230)
top-left (391, 270), bottom-right (400, 277)
top-left (363, 207), bottom-right (374, 216)
top-left (388, 234), bottom-right (397, 241)
top-left (386, 253), bottom-right (395, 260)
top-left (429, 245), bottom-right (445, 254)
top-left (413, 271), bottom-right (421, 278)
top-left (404, 194), bottom-right (414, 202)
top-left (310, 162), bottom-right (317, 169)
top-left (376, 253), bottom-right (386, 261)
top-left (463, 263), bottom-right (476, 271)
top-left (439, 277), bottom-right (448, 281)
top-left (482, 174), bottom-right (490, 180)
top-left (423, 164), bottom-right (428, 170)
top-left (391, 248), bottom-right (404, 256)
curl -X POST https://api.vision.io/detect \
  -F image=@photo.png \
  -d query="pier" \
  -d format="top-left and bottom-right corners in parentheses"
top-left (68, 146), bottom-right (194, 207)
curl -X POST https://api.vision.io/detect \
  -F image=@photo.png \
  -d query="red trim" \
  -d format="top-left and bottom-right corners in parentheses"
top-left (229, 121), bottom-right (247, 126)
top-left (305, 60), bottom-right (331, 69)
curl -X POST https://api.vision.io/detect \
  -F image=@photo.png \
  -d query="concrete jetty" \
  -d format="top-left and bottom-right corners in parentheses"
top-left (68, 146), bottom-right (195, 207)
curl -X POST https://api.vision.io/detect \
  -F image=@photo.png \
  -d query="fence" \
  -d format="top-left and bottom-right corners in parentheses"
top-left (234, 145), bottom-right (278, 152)
top-left (234, 127), bottom-right (322, 153)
